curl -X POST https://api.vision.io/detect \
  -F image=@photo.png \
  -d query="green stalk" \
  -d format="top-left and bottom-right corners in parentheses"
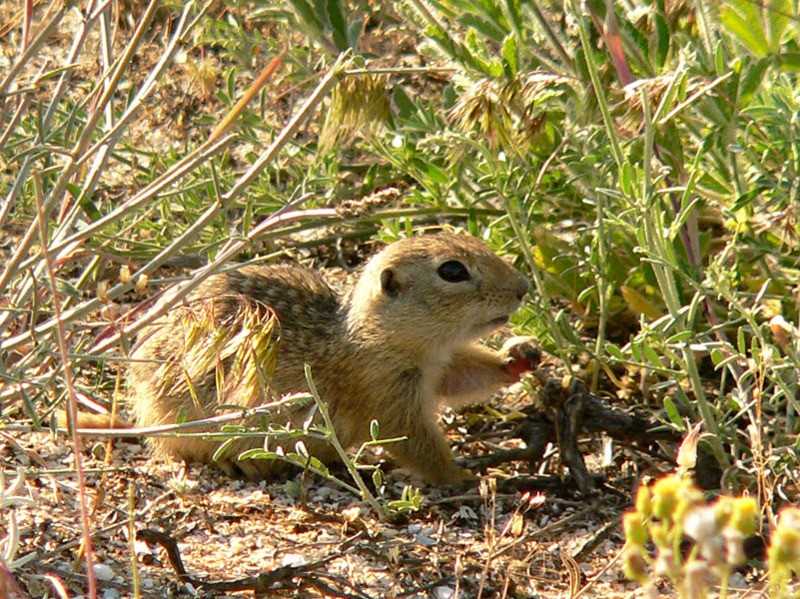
top-left (567, 0), bottom-right (617, 387)
top-left (304, 364), bottom-right (386, 521)
top-left (591, 191), bottom-right (609, 393)
top-left (641, 91), bottom-right (729, 468)
top-left (569, 0), bottom-right (623, 170)
top-left (503, 194), bottom-right (572, 367)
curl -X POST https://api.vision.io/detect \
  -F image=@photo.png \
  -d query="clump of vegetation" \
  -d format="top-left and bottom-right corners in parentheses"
top-left (768, 506), bottom-right (800, 598)
top-left (623, 471), bottom-right (800, 598)
top-left (622, 473), bottom-right (758, 597)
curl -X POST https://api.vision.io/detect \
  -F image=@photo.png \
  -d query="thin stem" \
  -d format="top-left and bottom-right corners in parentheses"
top-left (71, 395), bottom-right (310, 437)
top-left (304, 364), bottom-right (386, 521)
top-left (502, 194), bottom-right (572, 366)
top-left (641, 90), bottom-right (729, 468)
top-left (344, 66), bottom-right (456, 75)
top-left (0, 4), bottom-right (67, 99)
top-left (527, 1), bottom-right (574, 70)
top-left (569, 0), bottom-right (624, 170)
top-left (591, 190), bottom-right (609, 393)
top-left (691, 0), bottom-right (714, 57)
top-left (33, 172), bottom-right (97, 599)
top-left (127, 482), bottom-right (141, 599)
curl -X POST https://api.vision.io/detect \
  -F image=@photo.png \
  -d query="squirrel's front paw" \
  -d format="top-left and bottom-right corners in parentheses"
top-left (501, 336), bottom-right (542, 378)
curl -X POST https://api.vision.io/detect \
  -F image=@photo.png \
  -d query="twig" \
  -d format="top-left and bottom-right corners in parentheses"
top-left (0, 2), bottom-right (100, 231)
top-left (0, 53), bottom-right (349, 357)
top-left (0, 3), bottom-right (66, 99)
top-left (33, 172), bottom-right (97, 599)
top-left (137, 528), bottom-right (370, 597)
top-left (208, 52), bottom-right (284, 143)
top-left (0, 1), bottom-right (207, 340)
top-left (0, 0), bottom-right (162, 334)
top-left (489, 505), bottom-right (596, 560)
top-left (573, 540), bottom-right (624, 599)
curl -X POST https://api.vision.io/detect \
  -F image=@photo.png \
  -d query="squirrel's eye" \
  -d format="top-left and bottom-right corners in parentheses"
top-left (437, 260), bottom-right (471, 283)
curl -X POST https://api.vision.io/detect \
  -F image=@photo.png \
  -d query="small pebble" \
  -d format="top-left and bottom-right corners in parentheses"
top-left (432, 586), bottom-right (454, 599)
top-left (728, 572), bottom-right (748, 589)
top-left (281, 553), bottom-right (307, 567)
top-left (93, 563), bottom-right (114, 581)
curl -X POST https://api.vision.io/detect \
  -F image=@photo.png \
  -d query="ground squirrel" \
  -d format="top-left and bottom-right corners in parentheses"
top-left (127, 232), bottom-right (539, 484)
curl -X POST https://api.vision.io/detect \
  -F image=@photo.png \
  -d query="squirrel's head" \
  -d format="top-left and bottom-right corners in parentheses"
top-left (347, 232), bottom-right (529, 354)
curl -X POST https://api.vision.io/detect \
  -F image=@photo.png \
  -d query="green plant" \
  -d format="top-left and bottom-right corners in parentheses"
top-left (282, 0), bottom-right (366, 54)
top-left (624, 472), bottom-right (800, 598)
top-left (383, 0), bottom-right (800, 490)
top-left (768, 507), bottom-right (800, 598)
top-left (623, 473), bottom-right (758, 598)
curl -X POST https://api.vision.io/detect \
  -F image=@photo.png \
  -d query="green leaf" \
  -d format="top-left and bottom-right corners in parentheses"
top-left (464, 28), bottom-right (504, 77)
top-left (738, 57), bottom-right (770, 105)
top-left (654, 10), bottom-right (670, 69)
top-left (238, 448), bottom-right (280, 461)
top-left (668, 197), bottom-right (701, 241)
top-left (653, 67), bottom-right (687, 123)
top-left (737, 327), bottom-right (747, 354)
top-left (719, 1), bottom-right (769, 57)
top-left (287, 0), bottom-right (328, 45)
top-left (347, 19), bottom-right (362, 49)
top-left (663, 396), bottom-right (684, 428)
top-left (666, 330), bottom-right (693, 344)
top-left (714, 40), bottom-right (726, 75)
top-left (299, 454), bottom-right (330, 476)
top-left (501, 33), bottom-right (518, 76)
top-left (419, 160), bottom-right (448, 185)
top-left (226, 67), bottom-right (236, 102)
top-left (620, 162), bottom-right (636, 196)
top-left (766, 0), bottom-right (792, 53)
top-left (460, 14), bottom-right (507, 43)
top-left (392, 86), bottom-right (416, 119)
top-left (288, 0), bottom-right (324, 29)
top-left (643, 345), bottom-right (663, 370)
top-left (778, 53), bottom-right (800, 71)
top-left (325, 0), bottom-right (349, 50)
top-left (605, 342), bottom-right (624, 361)
top-left (212, 438), bottom-right (236, 463)
top-left (372, 468), bottom-right (383, 489)
top-left (502, 0), bottom-right (523, 33)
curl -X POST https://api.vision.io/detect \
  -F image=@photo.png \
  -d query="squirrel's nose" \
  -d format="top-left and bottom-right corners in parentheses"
top-left (516, 278), bottom-right (529, 301)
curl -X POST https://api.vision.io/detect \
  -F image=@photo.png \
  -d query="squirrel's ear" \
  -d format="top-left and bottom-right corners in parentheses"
top-left (380, 268), bottom-right (401, 297)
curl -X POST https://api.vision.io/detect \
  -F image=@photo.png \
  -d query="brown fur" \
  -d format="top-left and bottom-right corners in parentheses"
top-left (127, 233), bottom-right (535, 484)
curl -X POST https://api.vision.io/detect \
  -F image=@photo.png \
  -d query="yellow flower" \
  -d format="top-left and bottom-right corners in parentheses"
top-left (636, 484), bottom-right (653, 519)
top-left (624, 511), bottom-right (649, 547)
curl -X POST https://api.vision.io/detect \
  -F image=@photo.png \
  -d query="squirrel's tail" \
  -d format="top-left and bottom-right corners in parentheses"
top-left (56, 410), bottom-right (133, 430)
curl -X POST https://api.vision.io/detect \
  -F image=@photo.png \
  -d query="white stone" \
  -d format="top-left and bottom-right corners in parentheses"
top-left (281, 553), bottom-right (307, 568)
top-left (92, 563), bottom-right (114, 581)
top-left (432, 586), bottom-right (454, 599)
